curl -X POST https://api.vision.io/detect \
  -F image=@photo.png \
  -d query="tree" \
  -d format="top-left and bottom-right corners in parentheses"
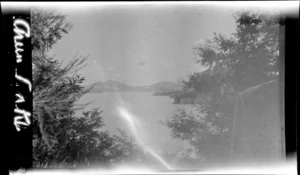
top-left (163, 11), bottom-right (281, 163)
top-left (31, 9), bottom-right (138, 168)
top-left (109, 129), bottom-right (153, 167)
top-left (191, 11), bottom-right (280, 91)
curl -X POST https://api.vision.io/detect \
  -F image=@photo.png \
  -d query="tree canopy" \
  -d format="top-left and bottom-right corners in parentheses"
top-left (31, 9), bottom-right (143, 168)
top-left (163, 11), bottom-right (281, 163)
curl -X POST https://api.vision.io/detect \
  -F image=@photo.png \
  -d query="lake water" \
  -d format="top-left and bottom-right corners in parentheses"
top-left (76, 91), bottom-right (285, 169)
top-left (77, 92), bottom-right (191, 154)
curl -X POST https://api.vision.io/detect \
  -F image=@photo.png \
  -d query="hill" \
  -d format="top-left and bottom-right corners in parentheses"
top-left (86, 80), bottom-right (183, 94)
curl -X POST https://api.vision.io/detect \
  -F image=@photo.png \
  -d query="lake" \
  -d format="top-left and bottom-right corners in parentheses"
top-left (76, 91), bottom-right (285, 169)
top-left (76, 92), bottom-right (192, 155)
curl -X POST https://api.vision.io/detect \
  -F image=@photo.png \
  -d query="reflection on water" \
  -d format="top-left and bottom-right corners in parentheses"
top-left (77, 92), bottom-right (188, 154)
top-left (77, 91), bottom-right (285, 170)
top-left (116, 107), bottom-right (173, 170)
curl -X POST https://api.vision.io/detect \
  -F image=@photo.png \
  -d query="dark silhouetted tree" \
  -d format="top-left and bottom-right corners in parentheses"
top-left (163, 11), bottom-right (281, 163)
top-left (31, 8), bottom-right (140, 168)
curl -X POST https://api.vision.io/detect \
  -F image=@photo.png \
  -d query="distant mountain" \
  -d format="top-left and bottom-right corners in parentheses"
top-left (149, 81), bottom-right (183, 91)
top-left (85, 80), bottom-right (134, 93)
top-left (85, 80), bottom-right (183, 93)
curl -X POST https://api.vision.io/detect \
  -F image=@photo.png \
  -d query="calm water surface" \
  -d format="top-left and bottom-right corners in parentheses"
top-left (77, 92), bottom-right (192, 154)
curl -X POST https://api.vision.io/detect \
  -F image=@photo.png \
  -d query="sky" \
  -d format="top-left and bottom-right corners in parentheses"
top-left (46, 3), bottom-right (238, 86)
top-left (41, 2), bottom-right (298, 86)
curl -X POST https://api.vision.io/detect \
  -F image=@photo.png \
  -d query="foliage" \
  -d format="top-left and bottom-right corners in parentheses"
top-left (163, 11), bottom-right (281, 162)
top-left (109, 129), bottom-right (152, 166)
top-left (31, 8), bottom-right (138, 168)
top-left (191, 11), bottom-right (280, 91)
top-left (31, 9), bottom-right (72, 53)
top-left (33, 109), bottom-right (114, 167)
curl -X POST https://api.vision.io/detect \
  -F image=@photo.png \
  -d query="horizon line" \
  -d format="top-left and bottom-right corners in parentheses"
top-left (84, 79), bottom-right (184, 87)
